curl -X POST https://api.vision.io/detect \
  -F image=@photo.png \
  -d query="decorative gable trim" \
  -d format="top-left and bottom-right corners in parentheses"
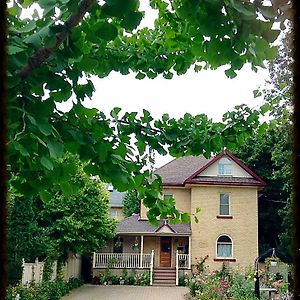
top-left (155, 221), bottom-right (177, 233)
top-left (184, 150), bottom-right (266, 186)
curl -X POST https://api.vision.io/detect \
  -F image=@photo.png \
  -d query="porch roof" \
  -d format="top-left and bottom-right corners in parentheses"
top-left (117, 214), bottom-right (191, 236)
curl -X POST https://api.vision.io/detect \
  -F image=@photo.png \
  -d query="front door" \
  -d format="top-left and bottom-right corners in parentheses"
top-left (160, 237), bottom-right (172, 267)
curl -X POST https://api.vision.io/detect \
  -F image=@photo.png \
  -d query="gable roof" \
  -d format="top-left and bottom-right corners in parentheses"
top-left (155, 150), bottom-right (266, 187)
top-left (117, 215), bottom-right (191, 235)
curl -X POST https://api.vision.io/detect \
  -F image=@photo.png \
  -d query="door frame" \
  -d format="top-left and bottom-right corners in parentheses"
top-left (159, 236), bottom-right (172, 267)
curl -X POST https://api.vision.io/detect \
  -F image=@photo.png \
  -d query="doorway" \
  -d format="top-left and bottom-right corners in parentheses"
top-left (160, 237), bottom-right (172, 267)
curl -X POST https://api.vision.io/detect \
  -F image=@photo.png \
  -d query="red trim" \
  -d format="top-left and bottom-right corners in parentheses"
top-left (184, 152), bottom-right (224, 183)
top-left (155, 222), bottom-right (177, 233)
top-left (224, 151), bottom-right (266, 186)
top-left (186, 181), bottom-right (264, 187)
top-left (216, 215), bottom-right (233, 219)
top-left (214, 258), bottom-right (236, 262)
top-left (184, 150), bottom-right (266, 186)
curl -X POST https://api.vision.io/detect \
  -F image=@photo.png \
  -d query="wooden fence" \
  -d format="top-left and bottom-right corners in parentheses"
top-left (21, 254), bottom-right (81, 284)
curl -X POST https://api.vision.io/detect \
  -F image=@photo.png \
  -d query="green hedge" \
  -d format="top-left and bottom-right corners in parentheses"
top-left (6, 278), bottom-right (83, 300)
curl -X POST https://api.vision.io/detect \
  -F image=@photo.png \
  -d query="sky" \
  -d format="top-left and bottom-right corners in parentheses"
top-left (80, 64), bottom-right (269, 168)
top-left (21, 2), bottom-right (270, 167)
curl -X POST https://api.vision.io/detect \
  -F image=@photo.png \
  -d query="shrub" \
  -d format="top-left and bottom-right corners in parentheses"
top-left (5, 278), bottom-right (83, 300)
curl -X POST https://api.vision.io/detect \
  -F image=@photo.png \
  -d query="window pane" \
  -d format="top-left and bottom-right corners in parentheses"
top-left (163, 194), bottom-right (173, 200)
top-left (218, 236), bottom-right (231, 243)
top-left (217, 243), bottom-right (232, 257)
top-left (220, 205), bottom-right (229, 215)
top-left (220, 194), bottom-right (229, 204)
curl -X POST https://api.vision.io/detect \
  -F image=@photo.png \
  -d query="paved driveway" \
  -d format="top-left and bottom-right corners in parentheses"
top-left (62, 285), bottom-right (189, 300)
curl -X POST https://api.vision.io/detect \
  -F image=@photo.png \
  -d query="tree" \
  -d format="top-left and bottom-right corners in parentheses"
top-left (123, 190), bottom-right (140, 218)
top-left (7, 154), bottom-right (116, 282)
top-left (7, 0), bottom-right (290, 223)
top-left (234, 124), bottom-right (292, 255)
top-left (235, 29), bottom-right (293, 255)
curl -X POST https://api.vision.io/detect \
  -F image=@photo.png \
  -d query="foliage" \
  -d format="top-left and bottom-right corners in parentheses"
top-left (38, 154), bottom-right (116, 259)
top-left (7, 154), bottom-right (116, 282)
top-left (234, 124), bottom-right (292, 254)
top-left (5, 278), bottom-right (83, 300)
top-left (6, 0), bottom-right (287, 224)
top-left (7, 195), bottom-right (53, 284)
top-left (123, 190), bottom-right (140, 218)
top-left (186, 269), bottom-right (257, 300)
top-left (235, 28), bottom-right (293, 255)
top-left (92, 270), bottom-right (150, 286)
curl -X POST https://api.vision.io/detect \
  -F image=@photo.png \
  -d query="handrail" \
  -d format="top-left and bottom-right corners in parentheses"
top-left (150, 250), bottom-right (154, 286)
top-left (93, 252), bottom-right (152, 269)
top-left (176, 250), bottom-right (179, 286)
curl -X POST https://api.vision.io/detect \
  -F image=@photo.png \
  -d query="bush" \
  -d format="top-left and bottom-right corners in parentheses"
top-left (5, 278), bottom-right (83, 300)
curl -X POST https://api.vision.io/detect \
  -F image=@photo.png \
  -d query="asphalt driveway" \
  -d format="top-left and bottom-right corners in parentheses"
top-left (62, 285), bottom-right (189, 300)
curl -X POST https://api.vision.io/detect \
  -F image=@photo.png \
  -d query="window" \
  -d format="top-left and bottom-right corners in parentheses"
top-left (110, 209), bottom-right (118, 218)
top-left (113, 237), bottom-right (123, 253)
top-left (217, 235), bottom-right (232, 257)
top-left (218, 157), bottom-right (232, 175)
top-left (163, 194), bottom-right (174, 200)
top-left (219, 193), bottom-right (230, 215)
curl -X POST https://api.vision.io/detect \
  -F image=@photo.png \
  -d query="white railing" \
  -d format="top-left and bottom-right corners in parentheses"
top-left (150, 250), bottom-right (154, 286)
top-left (93, 253), bottom-right (152, 269)
top-left (176, 250), bottom-right (179, 286)
top-left (178, 254), bottom-right (189, 269)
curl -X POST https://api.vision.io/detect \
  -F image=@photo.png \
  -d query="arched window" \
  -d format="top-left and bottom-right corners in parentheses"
top-left (218, 157), bottom-right (232, 175)
top-left (217, 235), bottom-right (232, 257)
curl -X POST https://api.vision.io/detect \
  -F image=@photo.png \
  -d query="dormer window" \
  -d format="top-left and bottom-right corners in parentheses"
top-left (218, 157), bottom-right (232, 176)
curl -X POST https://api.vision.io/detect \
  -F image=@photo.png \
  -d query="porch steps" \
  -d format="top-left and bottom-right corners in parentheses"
top-left (153, 267), bottom-right (176, 286)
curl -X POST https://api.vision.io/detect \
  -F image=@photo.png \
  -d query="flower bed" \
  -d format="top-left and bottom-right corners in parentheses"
top-left (180, 257), bottom-right (290, 300)
top-left (6, 277), bottom-right (83, 300)
top-left (92, 269), bottom-right (150, 286)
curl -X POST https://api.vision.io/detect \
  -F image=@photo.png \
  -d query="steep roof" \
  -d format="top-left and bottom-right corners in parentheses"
top-left (155, 156), bottom-right (209, 185)
top-left (155, 150), bottom-right (266, 187)
top-left (117, 214), bottom-right (191, 235)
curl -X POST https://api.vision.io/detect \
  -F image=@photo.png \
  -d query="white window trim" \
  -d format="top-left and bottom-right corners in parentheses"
top-left (218, 157), bottom-right (232, 176)
top-left (110, 209), bottom-right (118, 218)
top-left (219, 193), bottom-right (231, 216)
top-left (163, 194), bottom-right (174, 200)
top-left (215, 234), bottom-right (233, 258)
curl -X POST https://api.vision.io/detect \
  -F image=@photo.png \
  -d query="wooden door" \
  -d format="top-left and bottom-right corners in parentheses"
top-left (160, 237), bottom-right (172, 267)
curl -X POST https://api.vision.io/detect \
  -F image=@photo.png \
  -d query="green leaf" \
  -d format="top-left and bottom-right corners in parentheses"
top-left (121, 11), bottom-right (143, 31)
top-left (103, 0), bottom-right (139, 17)
top-left (135, 72), bottom-right (146, 80)
top-left (38, 122), bottom-right (53, 136)
top-left (225, 68), bottom-right (237, 78)
top-left (40, 156), bottom-right (54, 170)
top-left (194, 215), bottom-right (199, 223)
top-left (230, 0), bottom-right (256, 17)
top-left (78, 57), bottom-right (99, 72)
top-left (8, 45), bottom-right (25, 55)
top-left (195, 207), bottom-right (201, 214)
top-left (253, 89), bottom-right (262, 98)
top-left (47, 141), bottom-right (64, 159)
top-left (94, 22), bottom-right (118, 41)
top-left (262, 30), bottom-right (280, 43)
top-left (181, 213), bottom-right (191, 223)
top-left (39, 190), bottom-right (52, 202)
top-left (13, 141), bottom-right (30, 157)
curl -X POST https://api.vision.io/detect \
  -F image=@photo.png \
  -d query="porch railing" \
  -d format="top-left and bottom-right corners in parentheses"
top-left (93, 253), bottom-right (152, 269)
top-left (176, 252), bottom-right (190, 286)
top-left (178, 254), bottom-right (189, 269)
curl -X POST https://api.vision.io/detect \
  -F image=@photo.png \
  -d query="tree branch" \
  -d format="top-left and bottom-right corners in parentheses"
top-left (17, 0), bottom-right (95, 79)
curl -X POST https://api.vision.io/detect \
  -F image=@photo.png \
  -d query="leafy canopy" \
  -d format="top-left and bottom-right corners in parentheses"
top-left (7, 0), bottom-right (289, 223)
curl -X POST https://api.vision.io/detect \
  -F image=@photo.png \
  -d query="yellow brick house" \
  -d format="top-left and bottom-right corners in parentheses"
top-left (93, 150), bottom-right (265, 285)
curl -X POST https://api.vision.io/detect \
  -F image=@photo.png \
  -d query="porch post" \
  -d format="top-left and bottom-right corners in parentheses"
top-left (140, 235), bottom-right (144, 268)
top-left (188, 236), bottom-right (191, 269)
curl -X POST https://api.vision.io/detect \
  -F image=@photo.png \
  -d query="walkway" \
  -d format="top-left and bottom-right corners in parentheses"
top-left (62, 285), bottom-right (189, 300)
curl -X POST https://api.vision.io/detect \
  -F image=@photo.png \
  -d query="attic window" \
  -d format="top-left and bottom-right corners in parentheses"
top-left (218, 157), bottom-right (232, 175)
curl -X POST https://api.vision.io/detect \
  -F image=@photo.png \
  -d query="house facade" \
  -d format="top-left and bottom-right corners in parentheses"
top-left (93, 150), bottom-right (265, 285)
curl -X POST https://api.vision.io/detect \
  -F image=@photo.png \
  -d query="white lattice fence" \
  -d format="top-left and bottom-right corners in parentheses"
top-left (21, 254), bottom-right (81, 284)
